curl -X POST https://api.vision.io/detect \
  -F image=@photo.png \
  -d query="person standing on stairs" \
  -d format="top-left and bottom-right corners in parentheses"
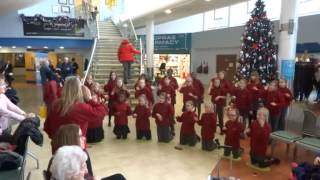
top-left (117, 39), bottom-right (140, 84)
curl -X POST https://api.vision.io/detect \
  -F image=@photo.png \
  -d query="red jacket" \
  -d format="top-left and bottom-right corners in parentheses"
top-left (44, 100), bottom-right (107, 139)
top-left (247, 120), bottom-right (271, 157)
top-left (231, 88), bottom-right (252, 113)
top-left (260, 90), bottom-right (284, 115)
top-left (157, 84), bottom-right (175, 102)
top-left (135, 87), bottom-right (154, 105)
top-left (104, 80), bottom-right (117, 96)
top-left (209, 86), bottom-right (227, 107)
top-left (117, 40), bottom-right (140, 62)
top-left (223, 120), bottom-right (244, 149)
top-left (192, 78), bottom-right (204, 98)
top-left (160, 77), bottom-right (179, 91)
top-left (133, 105), bottom-right (151, 130)
top-left (197, 112), bottom-right (217, 140)
top-left (152, 102), bottom-right (173, 127)
top-left (278, 87), bottom-right (293, 108)
top-left (220, 79), bottom-right (233, 93)
top-left (179, 85), bottom-right (199, 103)
top-left (43, 80), bottom-right (60, 106)
top-left (177, 111), bottom-right (197, 136)
top-left (247, 80), bottom-right (264, 103)
top-left (112, 102), bottom-right (132, 126)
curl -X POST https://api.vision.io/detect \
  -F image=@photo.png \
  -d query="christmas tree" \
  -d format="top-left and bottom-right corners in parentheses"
top-left (237, 0), bottom-right (277, 84)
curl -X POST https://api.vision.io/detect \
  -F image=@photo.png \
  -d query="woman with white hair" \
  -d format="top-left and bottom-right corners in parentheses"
top-left (50, 145), bottom-right (88, 180)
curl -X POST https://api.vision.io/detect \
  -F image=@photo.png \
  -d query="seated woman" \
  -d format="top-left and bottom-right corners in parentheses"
top-left (0, 78), bottom-right (35, 136)
top-left (44, 76), bottom-right (107, 153)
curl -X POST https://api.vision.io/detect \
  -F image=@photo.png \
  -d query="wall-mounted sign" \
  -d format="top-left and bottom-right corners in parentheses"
top-left (281, 60), bottom-right (295, 80)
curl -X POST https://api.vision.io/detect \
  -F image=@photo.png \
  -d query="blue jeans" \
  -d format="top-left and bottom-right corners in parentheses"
top-left (122, 62), bottom-right (131, 83)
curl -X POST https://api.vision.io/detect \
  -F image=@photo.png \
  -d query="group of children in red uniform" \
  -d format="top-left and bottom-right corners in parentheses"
top-left (82, 69), bottom-right (292, 169)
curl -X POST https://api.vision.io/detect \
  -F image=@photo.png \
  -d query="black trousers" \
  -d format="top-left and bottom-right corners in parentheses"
top-left (202, 139), bottom-right (217, 151)
top-left (224, 147), bottom-right (241, 159)
top-left (279, 107), bottom-right (288, 131)
top-left (250, 152), bottom-right (272, 168)
top-left (239, 110), bottom-right (249, 130)
top-left (180, 134), bottom-right (197, 146)
top-left (269, 113), bottom-right (281, 132)
top-left (215, 104), bottom-right (224, 131)
top-left (101, 174), bottom-right (126, 180)
top-left (157, 126), bottom-right (173, 143)
top-left (113, 125), bottom-right (130, 139)
top-left (136, 130), bottom-right (151, 140)
top-left (84, 150), bottom-right (94, 177)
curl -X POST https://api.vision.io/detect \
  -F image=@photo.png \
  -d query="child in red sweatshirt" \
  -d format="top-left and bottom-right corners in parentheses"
top-left (152, 93), bottom-right (174, 143)
top-left (179, 77), bottom-right (199, 112)
top-left (278, 79), bottom-right (293, 130)
top-left (135, 79), bottom-right (154, 106)
top-left (176, 100), bottom-right (199, 146)
top-left (197, 102), bottom-right (217, 151)
top-left (230, 79), bottom-right (252, 132)
top-left (112, 91), bottom-right (132, 139)
top-left (223, 108), bottom-right (244, 159)
top-left (260, 80), bottom-right (285, 132)
top-left (191, 72), bottom-right (205, 118)
top-left (246, 107), bottom-right (272, 168)
top-left (247, 72), bottom-right (264, 125)
top-left (104, 71), bottom-right (117, 126)
top-left (133, 95), bottom-right (152, 140)
top-left (209, 78), bottom-right (227, 134)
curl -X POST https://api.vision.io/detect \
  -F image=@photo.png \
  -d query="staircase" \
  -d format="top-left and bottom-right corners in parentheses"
top-left (91, 19), bottom-right (141, 103)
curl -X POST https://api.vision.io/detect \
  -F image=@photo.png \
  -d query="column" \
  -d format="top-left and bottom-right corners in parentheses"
top-left (146, 19), bottom-right (155, 79)
top-left (278, 0), bottom-right (299, 88)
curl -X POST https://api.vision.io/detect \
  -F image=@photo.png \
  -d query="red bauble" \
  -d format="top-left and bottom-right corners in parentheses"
top-left (252, 43), bottom-right (258, 49)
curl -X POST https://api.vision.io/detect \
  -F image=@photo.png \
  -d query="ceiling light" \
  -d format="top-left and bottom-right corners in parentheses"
top-left (44, 46), bottom-right (48, 49)
top-left (12, 46), bottom-right (16, 49)
top-left (0, 46), bottom-right (2, 48)
top-left (27, 46), bottom-right (32, 49)
top-left (59, 46), bottom-right (64, 49)
top-left (123, 23), bottom-right (128, 27)
top-left (204, 0), bottom-right (212, 1)
top-left (164, 9), bottom-right (172, 14)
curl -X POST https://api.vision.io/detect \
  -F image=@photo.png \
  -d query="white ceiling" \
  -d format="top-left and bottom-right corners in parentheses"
top-left (0, 0), bottom-right (42, 16)
top-left (132, 0), bottom-right (247, 28)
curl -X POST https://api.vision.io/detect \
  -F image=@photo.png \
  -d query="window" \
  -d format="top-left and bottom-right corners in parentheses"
top-left (230, 2), bottom-right (250, 27)
top-left (264, 0), bottom-right (281, 20)
top-left (299, 0), bottom-right (320, 16)
top-left (212, 7), bottom-right (229, 29)
top-left (204, 10), bottom-right (215, 30)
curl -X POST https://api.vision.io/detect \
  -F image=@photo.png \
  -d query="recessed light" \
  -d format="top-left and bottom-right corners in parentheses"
top-left (44, 46), bottom-right (48, 49)
top-left (27, 46), bottom-right (32, 49)
top-left (0, 46), bottom-right (2, 48)
top-left (164, 9), bottom-right (172, 14)
top-left (12, 46), bottom-right (16, 49)
top-left (123, 23), bottom-right (128, 27)
top-left (204, 0), bottom-right (212, 2)
top-left (59, 46), bottom-right (64, 49)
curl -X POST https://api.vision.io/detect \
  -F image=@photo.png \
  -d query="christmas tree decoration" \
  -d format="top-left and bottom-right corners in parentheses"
top-left (236, 0), bottom-right (278, 84)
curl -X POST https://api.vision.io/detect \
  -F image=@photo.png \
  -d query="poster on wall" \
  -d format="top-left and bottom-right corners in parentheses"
top-left (197, 61), bottom-right (209, 74)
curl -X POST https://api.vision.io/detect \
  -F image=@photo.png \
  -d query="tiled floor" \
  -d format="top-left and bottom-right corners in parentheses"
top-left (12, 80), bottom-right (317, 180)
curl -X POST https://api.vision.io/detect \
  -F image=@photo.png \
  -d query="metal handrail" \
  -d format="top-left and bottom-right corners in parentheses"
top-left (83, 37), bottom-right (97, 83)
top-left (139, 38), bottom-right (144, 74)
top-left (129, 18), bottom-right (138, 41)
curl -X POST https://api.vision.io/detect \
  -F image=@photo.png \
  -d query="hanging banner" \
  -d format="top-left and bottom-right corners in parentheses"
top-left (281, 60), bottom-right (295, 80)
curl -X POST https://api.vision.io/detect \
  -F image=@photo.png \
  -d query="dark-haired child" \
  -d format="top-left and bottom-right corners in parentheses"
top-left (133, 95), bottom-right (152, 140)
top-left (104, 71), bottom-right (117, 126)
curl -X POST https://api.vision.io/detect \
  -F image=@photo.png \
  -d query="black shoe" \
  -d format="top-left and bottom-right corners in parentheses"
top-left (116, 136), bottom-right (121, 139)
top-left (122, 135), bottom-right (127, 139)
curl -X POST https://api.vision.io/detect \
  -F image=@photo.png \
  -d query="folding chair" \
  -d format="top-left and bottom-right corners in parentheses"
top-left (270, 104), bottom-right (304, 156)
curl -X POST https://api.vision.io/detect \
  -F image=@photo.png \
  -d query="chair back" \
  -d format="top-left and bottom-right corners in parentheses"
top-left (286, 104), bottom-right (304, 135)
top-left (302, 110), bottom-right (318, 137)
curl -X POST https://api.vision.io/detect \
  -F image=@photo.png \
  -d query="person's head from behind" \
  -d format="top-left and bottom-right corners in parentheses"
top-left (158, 92), bottom-right (166, 103)
top-left (250, 71), bottom-right (259, 82)
top-left (279, 79), bottom-right (287, 88)
top-left (204, 102), bottom-right (214, 113)
top-left (238, 79), bottom-right (247, 89)
top-left (167, 69), bottom-right (173, 77)
top-left (72, 58), bottom-right (76, 62)
top-left (50, 146), bottom-right (88, 180)
top-left (164, 77), bottom-right (170, 86)
top-left (213, 78), bottom-right (221, 88)
top-left (109, 71), bottom-right (117, 81)
top-left (227, 108), bottom-right (239, 121)
top-left (64, 57), bottom-right (69, 63)
top-left (256, 107), bottom-right (269, 126)
top-left (138, 79), bottom-right (146, 89)
top-left (139, 74), bottom-right (147, 80)
top-left (60, 76), bottom-right (84, 116)
top-left (116, 78), bottom-right (123, 88)
top-left (185, 100), bottom-right (195, 112)
top-left (218, 71), bottom-right (225, 80)
top-left (58, 58), bottom-right (63, 63)
top-left (191, 72), bottom-right (197, 79)
top-left (185, 76), bottom-right (193, 86)
top-left (53, 124), bottom-right (84, 153)
top-left (268, 80), bottom-right (278, 92)
top-left (138, 95), bottom-right (147, 106)
top-left (117, 91), bottom-right (127, 103)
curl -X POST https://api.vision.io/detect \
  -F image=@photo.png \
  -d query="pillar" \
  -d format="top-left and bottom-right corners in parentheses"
top-left (146, 19), bottom-right (154, 79)
top-left (278, 0), bottom-right (299, 89)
